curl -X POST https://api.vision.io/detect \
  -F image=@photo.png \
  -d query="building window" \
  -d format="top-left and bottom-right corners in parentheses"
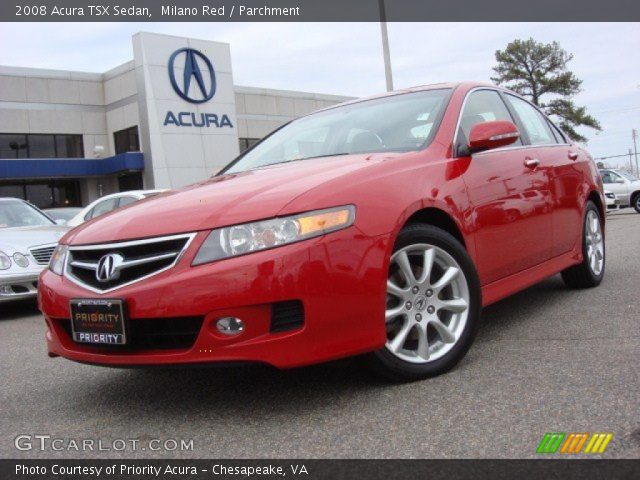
top-left (239, 138), bottom-right (260, 153)
top-left (56, 135), bottom-right (84, 157)
top-left (114, 126), bottom-right (140, 154)
top-left (0, 180), bottom-right (81, 208)
top-left (0, 133), bottom-right (83, 159)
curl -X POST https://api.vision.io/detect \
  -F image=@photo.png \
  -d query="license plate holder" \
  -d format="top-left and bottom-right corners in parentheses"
top-left (70, 299), bottom-right (128, 345)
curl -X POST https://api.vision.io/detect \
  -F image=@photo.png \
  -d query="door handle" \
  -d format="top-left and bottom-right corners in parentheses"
top-left (524, 158), bottom-right (540, 169)
top-left (568, 151), bottom-right (579, 160)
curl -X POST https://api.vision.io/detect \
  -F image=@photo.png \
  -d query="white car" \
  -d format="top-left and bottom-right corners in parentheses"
top-left (604, 190), bottom-right (619, 212)
top-left (599, 169), bottom-right (640, 213)
top-left (0, 198), bottom-right (69, 302)
top-left (66, 190), bottom-right (166, 227)
top-left (43, 207), bottom-right (83, 225)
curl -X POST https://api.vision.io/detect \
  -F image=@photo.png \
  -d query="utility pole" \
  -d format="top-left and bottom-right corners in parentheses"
top-left (630, 148), bottom-right (634, 173)
top-left (378, 0), bottom-right (393, 91)
top-left (633, 129), bottom-right (639, 176)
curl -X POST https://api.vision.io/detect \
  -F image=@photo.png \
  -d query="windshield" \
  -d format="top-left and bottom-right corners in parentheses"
top-left (0, 200), bottom-right (55, 228)
top-left (44, 209), bottom-right (80, 221)
top-left (224, 89), bottom-right (451, 174)
top-left (618, 171), bottom-right (639, 181)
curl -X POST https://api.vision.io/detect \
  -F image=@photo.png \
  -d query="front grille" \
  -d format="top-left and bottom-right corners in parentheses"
top-left (270, 300), bottom-right (305, 333)
top-left (56, 316), bottom-right (204, 351)
top-left (66, 233), bottom-right (194, 293)
top-left (30, 245), bottom-right (56, 265)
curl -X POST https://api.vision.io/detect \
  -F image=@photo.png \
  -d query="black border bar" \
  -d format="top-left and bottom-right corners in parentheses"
top-left (2, 459), bottom-right (640, 480)
top-left (2, 0), bottom-right (640, 22)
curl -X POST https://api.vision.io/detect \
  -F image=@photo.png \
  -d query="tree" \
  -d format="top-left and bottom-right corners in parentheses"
top-left (491, 38), bottom-right (601, 143)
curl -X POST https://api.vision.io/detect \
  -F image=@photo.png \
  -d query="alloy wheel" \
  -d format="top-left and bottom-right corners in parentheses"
top-left (385, 244), bottom-right (470, 364)
top-left (585, 210), bottom-right (604, 276)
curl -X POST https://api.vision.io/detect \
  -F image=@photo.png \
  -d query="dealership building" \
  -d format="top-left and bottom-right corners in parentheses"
top-left (0, 32), bottom-right (351, 208)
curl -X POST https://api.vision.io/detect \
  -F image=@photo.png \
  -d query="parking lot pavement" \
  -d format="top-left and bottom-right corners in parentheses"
top-left (1, 211), bottom-right (638, 460)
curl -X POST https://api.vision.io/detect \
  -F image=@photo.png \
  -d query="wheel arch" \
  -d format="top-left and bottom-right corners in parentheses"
top-left (587, 190), bottom-right (605, 222)
top-left (403, 207), bottom-right (467, 250)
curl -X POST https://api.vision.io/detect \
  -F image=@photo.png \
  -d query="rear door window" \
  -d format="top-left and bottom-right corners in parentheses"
top-left (117, 196), bottom-right (137, 207)
top-left (505, 95), bottom-right (556, 145)
top-left (601, 171), bottom-right (622, 184)
top-left (90, 198), bottom-right (118, 219)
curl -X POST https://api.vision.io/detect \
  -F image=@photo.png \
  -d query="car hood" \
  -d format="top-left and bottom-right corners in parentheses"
top-left (0, 225), bottom-right (69, 254)
top-left (65, 153), bottom-right (402, 244)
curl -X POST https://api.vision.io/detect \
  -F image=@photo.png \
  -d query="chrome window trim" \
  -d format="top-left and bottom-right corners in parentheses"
top-left (473, 143), bottom-right (571, 157)
top-left (451, 86), bottom-right (570, 158)
top-left (63, 232), bottom-right (197, 295)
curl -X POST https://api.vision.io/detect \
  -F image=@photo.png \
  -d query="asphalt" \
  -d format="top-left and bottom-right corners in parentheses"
top-left (1, 211), bottom-right (638, 459)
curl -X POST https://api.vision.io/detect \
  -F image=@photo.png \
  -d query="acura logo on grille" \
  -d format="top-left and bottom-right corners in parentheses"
top-left (96, 253), bottom-right (124, 283)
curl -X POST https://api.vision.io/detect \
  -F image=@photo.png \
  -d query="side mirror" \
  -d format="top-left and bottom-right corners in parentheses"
top-left (468, 121), bottom-right (520, 153)
top-left (615, 178), bottom-right (625, 184)
top-left (55, 219), bottom-right (67, 225)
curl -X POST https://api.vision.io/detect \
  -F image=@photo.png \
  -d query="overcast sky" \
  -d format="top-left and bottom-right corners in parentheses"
top-left (0, 22), bottom-right (638, 167)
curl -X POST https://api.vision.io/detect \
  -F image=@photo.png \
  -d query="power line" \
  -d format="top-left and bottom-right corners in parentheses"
top-left (594, 153), bottom-right (632, 160)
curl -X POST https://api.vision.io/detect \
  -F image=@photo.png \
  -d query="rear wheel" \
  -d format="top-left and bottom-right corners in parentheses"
top-left (561, 201), bottom-right (605, 288)
top-left (368, 224), bottom-right (481, 381)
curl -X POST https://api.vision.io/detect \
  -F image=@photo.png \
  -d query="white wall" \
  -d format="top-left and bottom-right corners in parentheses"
top-left (0, 66), bottom-right (107, 158)
top-left (133, 32), bottom-right (240, 189)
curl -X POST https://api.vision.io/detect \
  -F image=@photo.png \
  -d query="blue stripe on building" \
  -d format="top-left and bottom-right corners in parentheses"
top-left (0, 152), bottom-right (144, 179)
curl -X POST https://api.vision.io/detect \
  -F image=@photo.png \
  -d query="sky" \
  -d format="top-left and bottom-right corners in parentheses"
top-left (0, 22), bottom-right (638, 167)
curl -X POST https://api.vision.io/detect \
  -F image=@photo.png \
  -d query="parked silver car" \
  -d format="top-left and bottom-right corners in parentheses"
top-left (0, 198), bottom-right (69, 302)
top-left (600, 169), bottom-right (640, 212)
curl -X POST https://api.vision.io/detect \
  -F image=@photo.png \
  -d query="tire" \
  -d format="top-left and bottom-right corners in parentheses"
top-left (561, 201), bottom-right (605, 288)
top-left (633, 193), bottom-right (640, 214)
top-left (367, 224), bottom-right (481, 381)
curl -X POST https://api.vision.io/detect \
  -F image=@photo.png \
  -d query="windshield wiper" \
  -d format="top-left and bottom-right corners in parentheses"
top-left (297, 152), bottom-right (350, 161)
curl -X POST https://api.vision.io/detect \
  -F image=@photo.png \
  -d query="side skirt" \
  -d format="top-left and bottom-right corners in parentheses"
top-left (481, 250), bottom-right (582, 307)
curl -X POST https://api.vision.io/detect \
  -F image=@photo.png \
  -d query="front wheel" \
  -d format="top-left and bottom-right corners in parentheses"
top-left (561, 201), bottom-right (605, 288)
top-left (633, 193), bottom-right (640, 214)
top-left (368, 224), bottom-right (481, 381)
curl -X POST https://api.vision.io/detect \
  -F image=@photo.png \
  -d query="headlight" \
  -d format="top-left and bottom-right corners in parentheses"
top-left (13, 252), bottom-right (29, 268)
top-left (193, 205), bottom-right (356, 265)
top-left (49, 244), bottom-right (68, 276)
top-left (0, 251), bottom-right (11, 270)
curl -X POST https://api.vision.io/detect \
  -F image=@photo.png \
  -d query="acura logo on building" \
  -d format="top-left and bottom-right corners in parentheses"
top-left (96, 253), bottom-right (124, 283)
top-left (168, 48), bottom-right (216, 103)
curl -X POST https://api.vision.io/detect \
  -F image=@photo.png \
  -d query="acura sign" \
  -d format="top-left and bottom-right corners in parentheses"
top-left (164, 47), bottom-right (233, 129)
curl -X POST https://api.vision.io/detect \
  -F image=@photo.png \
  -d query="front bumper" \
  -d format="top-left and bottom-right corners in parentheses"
top-left (39, 228), bottom-right (390, 368)
top-left (0, 271), bottom-right (41, 302)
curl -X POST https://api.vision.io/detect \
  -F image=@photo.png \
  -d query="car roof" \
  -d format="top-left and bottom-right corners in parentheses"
top-left (92, 189), bottom-right (166, 200)
top-left (310, 81), bottom-right (499, 114)
top-left (0, 197), bottom-right (27, 203)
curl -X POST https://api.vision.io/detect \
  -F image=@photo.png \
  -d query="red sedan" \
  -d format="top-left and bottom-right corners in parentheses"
top-left (39, 82), bottom-right (605, 380)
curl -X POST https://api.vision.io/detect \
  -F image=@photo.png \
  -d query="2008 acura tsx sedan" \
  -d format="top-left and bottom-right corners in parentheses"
top-left (39, 82), bottom-right (605, 380)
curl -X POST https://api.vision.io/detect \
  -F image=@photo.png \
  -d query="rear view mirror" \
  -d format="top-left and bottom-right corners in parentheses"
top-left (468, 121), bottom-right (520, 153)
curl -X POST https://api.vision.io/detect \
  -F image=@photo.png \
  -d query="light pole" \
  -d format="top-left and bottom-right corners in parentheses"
top-left (633, 129), bottom-right (639, 176)
top-left (378, 0), bottom-right (393, 91)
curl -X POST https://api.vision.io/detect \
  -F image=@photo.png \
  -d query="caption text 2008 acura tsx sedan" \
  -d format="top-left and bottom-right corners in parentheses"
top-left (38, 82), bottom-right (605, 381)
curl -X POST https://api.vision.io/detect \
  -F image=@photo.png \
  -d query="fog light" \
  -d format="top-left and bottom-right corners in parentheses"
top-left (216, 317), bottom-right (244, 335)
top-left (0, 285), bottom-right (13, 295)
